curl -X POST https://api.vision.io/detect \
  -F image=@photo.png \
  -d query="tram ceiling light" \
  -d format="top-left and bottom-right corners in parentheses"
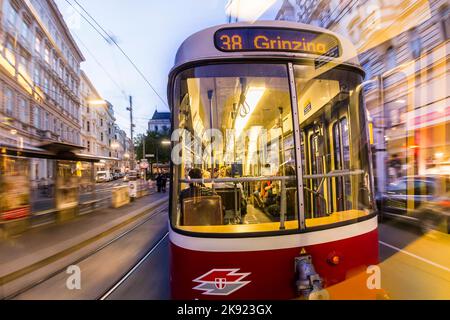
top-left (394, 99), bottom-right (406, 104)
top-left (235, 87), bottom-right (266, 136)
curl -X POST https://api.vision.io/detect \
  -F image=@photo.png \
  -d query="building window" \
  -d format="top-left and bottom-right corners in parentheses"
top-left (5, 88), bottom-right (14, 117)
top-left (5, 40), bottom-right (16, 65)
top-left (44, 47), bottom-right (50, 64)
top-left (87, 141), bottom-right (91, 152)
top-left (34, 65), bottom-right (40, 85)
top-left (45, 112), bottom-right (49, 131)
top-left (19, 98), bottom-right (28, 123)
top-left (409, 28), bottom-right (422, 59)
top-left (51, 83), bottom-right (56, 100)
top-left (35, 36), bottom-right (41, 54)
top-left (18, 51), bottom-right (29, 74)
top-left (440, 5), bottom-right (450, 40)
top-left (87, 121), bottom-right (90, 132)
top-left (44, 77), bottom-right (49, 94)
top-left (101, 133), bottom-right (104, 142)
top-left (20, 19), bottom-right (30, 41)
top-left (385, 46), bottom-right (396, 71)
top-left (5, 0), bottom-right (18, 26)
top-left (34, 106), bottom-right (41, 129)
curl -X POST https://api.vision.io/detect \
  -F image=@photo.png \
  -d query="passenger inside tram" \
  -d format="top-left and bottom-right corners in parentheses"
top-left (172, 63), bottom-right (374, 233)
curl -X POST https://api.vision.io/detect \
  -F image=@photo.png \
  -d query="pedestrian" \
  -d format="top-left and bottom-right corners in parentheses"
top-left (161, 173), bottom-right (167, 193)
top-left (156, 172), bottom-right (163, 193)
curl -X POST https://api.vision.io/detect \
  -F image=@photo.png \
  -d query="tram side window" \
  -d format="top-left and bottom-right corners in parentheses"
top-left (294, 65), bottom-right (374, 228)
top-left (172, 64), bottom-right (299, 233)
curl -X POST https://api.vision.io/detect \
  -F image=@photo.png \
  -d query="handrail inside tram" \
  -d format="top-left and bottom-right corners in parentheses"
top-left (178, 170), bottom-right (365, 184)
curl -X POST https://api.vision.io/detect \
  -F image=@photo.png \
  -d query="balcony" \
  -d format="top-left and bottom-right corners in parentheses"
top-left (36, 129), bottom-right (52, 140)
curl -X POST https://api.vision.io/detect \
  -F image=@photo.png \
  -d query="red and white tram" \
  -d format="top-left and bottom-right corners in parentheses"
top-left (167, 21), bottom-right (380, 300)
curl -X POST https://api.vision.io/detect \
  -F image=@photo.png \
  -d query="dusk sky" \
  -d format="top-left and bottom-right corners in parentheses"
top-left (55, 0), bottom-right (229, 136)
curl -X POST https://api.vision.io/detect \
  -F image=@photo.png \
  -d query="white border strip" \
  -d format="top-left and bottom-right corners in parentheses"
top-left (170, 217), bottom-right (378, 252)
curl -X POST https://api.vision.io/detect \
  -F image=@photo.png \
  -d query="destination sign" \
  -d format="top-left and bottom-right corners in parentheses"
top-left (215, 27), bottom-right (341, 57)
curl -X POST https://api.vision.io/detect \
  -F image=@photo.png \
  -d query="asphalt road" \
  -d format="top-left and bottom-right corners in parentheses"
top-left (14, 205), bottom-right (169, 300)
top-left (12, 209), bottom-right (450, 300)
top-left (378, 218), bottom-right (450, 300)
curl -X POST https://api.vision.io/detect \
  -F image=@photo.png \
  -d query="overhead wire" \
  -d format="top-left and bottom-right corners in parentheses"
top-left (66, 0), bottom-right (168, 108)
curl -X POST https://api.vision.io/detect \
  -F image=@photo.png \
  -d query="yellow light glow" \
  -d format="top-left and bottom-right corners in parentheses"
top-left (88, 100), bottom-right (107, 106)
top-left (235, 87), bottom-right (265, 136)
top-left (435, 153), bottom-right (444, 160)
top-left (0, 54), bottom-right (16, 77)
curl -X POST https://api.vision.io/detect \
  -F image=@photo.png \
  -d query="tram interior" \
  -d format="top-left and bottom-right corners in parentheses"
top-left (174, 64), bottom-right (373, 232)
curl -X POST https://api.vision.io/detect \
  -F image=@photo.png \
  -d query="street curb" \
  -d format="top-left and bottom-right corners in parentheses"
top-left (0, 195), bottom-right (168, 287)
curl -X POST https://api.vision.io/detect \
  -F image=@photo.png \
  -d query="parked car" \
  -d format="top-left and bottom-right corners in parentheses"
top-left (414, 193), bottom-right (450, 233)
top-left (124, 171), bottom-right (138, 182)
top-left (377, 175), bottom-right (450, 233)
top-left (96, 171), bottom-right (110, 183)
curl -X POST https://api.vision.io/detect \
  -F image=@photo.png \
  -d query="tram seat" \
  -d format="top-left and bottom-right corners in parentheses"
top-left (183, 196), bottom-right (223, 226)
top-left (286, 188), bottom-right (298, 219)
top-left (267, 188), bottom-right (298, 219)
top-left (215, 188), bottom-right (241, 213)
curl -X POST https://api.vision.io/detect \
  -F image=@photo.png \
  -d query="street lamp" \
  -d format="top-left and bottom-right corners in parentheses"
top-left (153, 140), bottom-right (171, 173)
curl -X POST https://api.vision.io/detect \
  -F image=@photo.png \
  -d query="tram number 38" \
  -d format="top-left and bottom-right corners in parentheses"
top-left (220, 35), bottom-right (243, 50)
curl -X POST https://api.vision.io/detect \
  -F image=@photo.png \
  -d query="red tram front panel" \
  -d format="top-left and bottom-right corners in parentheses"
top-left (170, 220), bottom-right (379, 300)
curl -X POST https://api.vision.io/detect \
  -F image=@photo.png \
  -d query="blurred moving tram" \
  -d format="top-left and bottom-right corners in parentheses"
top-left (168, 21), bottom-right (380, 300)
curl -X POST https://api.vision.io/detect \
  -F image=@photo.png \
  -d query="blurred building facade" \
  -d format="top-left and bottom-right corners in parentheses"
top-left (0, 0), bottom-right (84, 184)
top-left (111, 124), bottom-right (131, 172)
top-left (275, 0), bottom-right (449, 192)
top-left (80, 72), bottom-right (130, 174)
top-left (148, 110), bottom-right (171, 134)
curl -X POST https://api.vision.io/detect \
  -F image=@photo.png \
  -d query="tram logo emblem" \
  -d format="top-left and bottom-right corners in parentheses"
top-left (193, 269), bottom-right (251, 296)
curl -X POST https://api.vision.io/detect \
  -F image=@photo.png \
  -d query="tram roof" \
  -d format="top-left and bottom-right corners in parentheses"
top-left (173, 21), bottom-right (361, 70)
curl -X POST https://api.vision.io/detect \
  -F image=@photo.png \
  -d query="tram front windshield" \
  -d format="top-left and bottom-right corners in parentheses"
top-left (171, 63), bottom-right (375, 234)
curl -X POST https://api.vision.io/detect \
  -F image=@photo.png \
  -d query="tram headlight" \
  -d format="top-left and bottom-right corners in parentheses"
top-left (327, 251), bottom-right (342, 266)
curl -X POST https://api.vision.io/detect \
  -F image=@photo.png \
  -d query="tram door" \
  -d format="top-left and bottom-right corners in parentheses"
top-left (303, 103), bottom-right (352, 217)
top-left (330, 105), bottom-right (352, 212)
top-left (305, 123), bottom-right (328, 218)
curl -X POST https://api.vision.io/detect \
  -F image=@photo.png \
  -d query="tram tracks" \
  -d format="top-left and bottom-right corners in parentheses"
top-left (3, 203), bottom-right (168, 300)
top-left (99, 232), bottom-right (169, 300)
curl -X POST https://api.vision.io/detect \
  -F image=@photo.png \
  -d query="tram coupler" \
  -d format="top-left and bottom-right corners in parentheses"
top-left (295, 254), bottom-right (326, 300)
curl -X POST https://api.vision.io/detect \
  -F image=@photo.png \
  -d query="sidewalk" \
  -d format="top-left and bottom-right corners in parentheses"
top-left (0, 191), bottom-right (169, 280)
